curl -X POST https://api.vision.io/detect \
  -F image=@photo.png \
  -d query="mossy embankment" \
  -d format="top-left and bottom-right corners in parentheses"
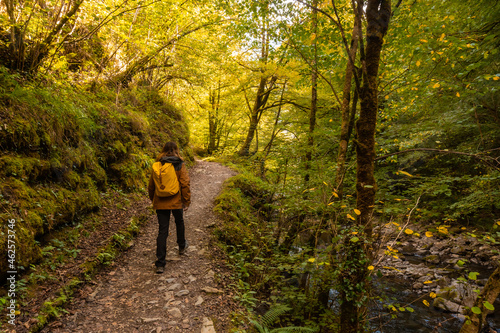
top-left (0, 67), bottom-right (193, 281)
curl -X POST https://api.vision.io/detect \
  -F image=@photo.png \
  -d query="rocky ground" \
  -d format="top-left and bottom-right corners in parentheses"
top-left (374, 222), bottom-right (500, 325)
top-left (36, 160), bottom-right (240, 333)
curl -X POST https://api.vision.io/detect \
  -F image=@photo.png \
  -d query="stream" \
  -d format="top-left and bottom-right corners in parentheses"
top-left (369, 254), bottom-right (500, 333)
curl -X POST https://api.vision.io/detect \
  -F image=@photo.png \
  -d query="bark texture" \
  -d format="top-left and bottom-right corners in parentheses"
top-left (340, 1), bottom-right (391, 332)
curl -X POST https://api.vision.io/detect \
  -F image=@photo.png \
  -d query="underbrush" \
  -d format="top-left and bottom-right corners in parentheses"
top-left (213, 170), bottom-right (336, 332)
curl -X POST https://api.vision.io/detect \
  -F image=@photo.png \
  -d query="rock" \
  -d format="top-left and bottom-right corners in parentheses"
top-left (201, 317), bottom-right (216, 333)
top-left (436, 277), bottom-right (451, 287)
top-left (201, 286), bottom-right (223, 294)
top-left (401, 241), bottom-right (416, 253)
top-left (424, 255), bottom-right (440, 265)
top-left (168, 283), bottom-right (182, 291)
top-left (166, 278), bottom-right (176, 284)
top-left (432, 297), bottom-right (464, 314)
top-left (142, 317), bottom-right (162, 323)
top-left (167, 308), bottom-right (182, 319)
top-left (175, 290), bottom-right (190, 297)
top-left (205, 270), bottom-right (215, 279)
top-left (450, 246), bottom-right (465, 255)
top-left (165, 291), bottom-right (175, 300)
top-left (436, 281), bottom-right (477, 308)
top-left (412, 282), bottom-right (424, 289)
top-left (195, 296), bottom-right (204, 306)
top-left (430, 241), bottom-right (447, 252)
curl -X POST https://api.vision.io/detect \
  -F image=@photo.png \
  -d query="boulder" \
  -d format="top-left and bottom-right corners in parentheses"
top-left (433, 297), bottom-right (464, 313)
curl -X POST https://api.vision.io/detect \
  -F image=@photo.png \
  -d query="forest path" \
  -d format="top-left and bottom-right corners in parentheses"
top-left (43, 160), bottom-right (238, 333)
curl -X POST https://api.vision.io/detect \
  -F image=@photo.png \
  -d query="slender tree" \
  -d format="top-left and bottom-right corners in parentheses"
top-left (340, 0), bottom-right (391, 332)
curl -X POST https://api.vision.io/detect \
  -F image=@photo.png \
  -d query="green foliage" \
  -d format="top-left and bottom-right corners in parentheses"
top-left (250, 304), bottom-right (319, 333)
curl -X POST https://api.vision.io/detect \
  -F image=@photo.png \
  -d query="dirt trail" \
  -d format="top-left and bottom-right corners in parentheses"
top-left (43, 160), bottom-right (238, 333)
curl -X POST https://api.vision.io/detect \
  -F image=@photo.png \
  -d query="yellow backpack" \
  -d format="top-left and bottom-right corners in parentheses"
top-left (151, 162), bottom-right (180, 197)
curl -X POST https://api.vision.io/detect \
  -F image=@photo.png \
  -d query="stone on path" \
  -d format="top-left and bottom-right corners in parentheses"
top-left (201, 317), bottom-right (216, 333)
top-left (175, 290), bottom-right (190, 297)
top-left (142, 317), bottom-right (162, 323)
top-left (195, 296), bottom-right (204, 306)
top-left (168, 283), bottom-right (182, 291)
top-left (201, 286), bottom-right (223, 294)
top-left (167, 307), bottom-right (182, 318)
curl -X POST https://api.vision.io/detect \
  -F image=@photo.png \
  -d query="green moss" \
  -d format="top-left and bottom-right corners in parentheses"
top-left (0, 71), bottom-right (191, 274)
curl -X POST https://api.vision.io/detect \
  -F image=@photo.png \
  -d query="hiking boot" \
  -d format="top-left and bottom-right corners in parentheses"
top-left (179, 241), bottom-right (189, 255)
top-left (156, 266), bottom-right (165, 274)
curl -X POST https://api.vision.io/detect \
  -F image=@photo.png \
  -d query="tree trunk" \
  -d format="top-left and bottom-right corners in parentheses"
top-left (335, 12), bottom-right (360, 197)
top-left (238, 7), bottom-right (276, 156)
top-left (208, 82), bottom-right (221, 154)
top-left (340, 1), bottom-right (391, 332)
top-left (305, 0), bottom-right (318, 183)
top-left (459, 266), bottom-right (500, 333)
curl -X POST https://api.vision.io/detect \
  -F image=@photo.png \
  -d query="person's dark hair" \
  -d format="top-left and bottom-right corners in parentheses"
top-left (157, 141), bottom-right (183, 160)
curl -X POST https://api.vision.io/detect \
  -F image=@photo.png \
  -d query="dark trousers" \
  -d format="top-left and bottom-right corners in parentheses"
top-left (155, 209), bottom-right (186, 267)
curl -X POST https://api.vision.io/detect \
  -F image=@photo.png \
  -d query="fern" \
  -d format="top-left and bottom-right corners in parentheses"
top-left (249, 319), bottom-right (269, 333)
top-left (260, 304), bottom-right (291, 328)
top-left (272, 327), bottom-right (319, 333)
top-left (250, 305), bottom-right (319, 333)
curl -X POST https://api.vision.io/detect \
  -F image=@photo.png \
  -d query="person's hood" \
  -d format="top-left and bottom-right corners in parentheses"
top-left (159, 156), bottom-right (183, 171)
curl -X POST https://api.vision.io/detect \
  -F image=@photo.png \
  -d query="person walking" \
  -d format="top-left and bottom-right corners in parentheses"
top-left (148, 141), bottom-right (191, 274)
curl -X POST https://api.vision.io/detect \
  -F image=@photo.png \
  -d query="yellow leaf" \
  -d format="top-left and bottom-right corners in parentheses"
top-left (439, 33), bottom-right (445, 41)
top-left (399, 170), bottom-right (413, 177)
top-left (494, 76), bottom-right (499, 81)
top-left (332, 192), bottom-right (339, 198)
top-left (415, 233), bottom-right (420, 237)
top-left (437, 51), bottom-right (443, 55)
top-left (456, 92), bottom-right (460, 97)
top-left (424, 280), bottom-right (433, 284)
top-left (462, 226), bottom-right (467, 230)
top-left (404, 228), bottom-right (414, 235)
top-left (351, 231), bottom-right (358, 235)
top-left (323, 181), bottom-right (328, 186)
top-left (430, 292), bottom-right (437, 298)
top-left (308, 258), bottom-right (315, 263)
top-left (15, 310), bottom-right (20, 315)
top-left (354, 209), bottom-right (361, 215)
top-left (423, 300), bottom-right (430, 307)
top-left (385, 95), bottom-right (389, 99)
top-left (496, 221), bottom-right (500, 226)
top-left (416, 60), bottom-right (421, 67)
top-left (341, 205), bottom-right (347, 208)
top-left (425, 231), bottom-right (433, 237)
top-left (432, 83), bottom-right (441, 89)
top-left (392, 222), bottom-right (399, 226)
top-left (437, 226), bottom-right (448, 234)
top-left (329, 119), bottom-right (333, 122)
top-left (420, 39), bottom-right (428, 43)
top-left (309, 188), bottom-right (315, 191)
top-left (328, 202), bottom-right (334, 205)
top-left (347, 214), bottom-right (356, 221)
top-left (368, 265), bottom-right (375, 270)
top-left (393, 255), bottom-right (399, 259)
